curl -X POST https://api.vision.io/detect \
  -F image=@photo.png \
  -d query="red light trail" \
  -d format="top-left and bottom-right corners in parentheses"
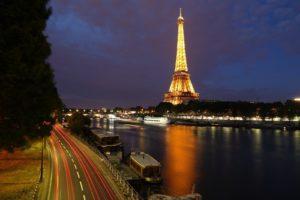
top-left (48, 125), bottom-right (118, 200)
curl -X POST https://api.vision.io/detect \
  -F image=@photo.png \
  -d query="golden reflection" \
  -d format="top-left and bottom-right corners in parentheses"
top-left (294, 130), bottom-right (300, 139)
top-left (253, 129), bottom-right (262, 145)
top-left (164, 125), bottom-right (199, 196)
top-left (138, 127), bottom-right (145, 150)
top-left (103, 119), bottom-right (107, 129)
top-left (94, 118), bottom-right (101, 128)
top-left (223, 127), bottom-right (231, 143)
top-left (252, 129), bottom-right (262, 153)
top-left (108, 121), bottom-right (114, 130)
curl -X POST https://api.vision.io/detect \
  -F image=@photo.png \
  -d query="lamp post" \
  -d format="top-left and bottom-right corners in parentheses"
top-left (39, 136), bottom-right (44, 183)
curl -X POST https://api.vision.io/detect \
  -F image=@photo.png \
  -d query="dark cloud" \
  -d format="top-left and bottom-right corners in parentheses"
top-left (46, 0), bottom-right (300, 108)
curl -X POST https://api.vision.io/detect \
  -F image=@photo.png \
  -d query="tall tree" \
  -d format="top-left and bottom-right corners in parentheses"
top-left (156, 102), bottom-right (173, 114)
top-left (0, 0), bottom-right (62, 150)
top-left (68, 112), bottom-right (91, 135)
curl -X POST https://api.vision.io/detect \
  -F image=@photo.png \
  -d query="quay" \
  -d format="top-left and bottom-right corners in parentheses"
top-left (169, 116), bottom-right (300, 130)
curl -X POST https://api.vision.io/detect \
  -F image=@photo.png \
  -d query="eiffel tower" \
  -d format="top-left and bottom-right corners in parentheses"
top-left (164, 9), bottom-right (199, 105)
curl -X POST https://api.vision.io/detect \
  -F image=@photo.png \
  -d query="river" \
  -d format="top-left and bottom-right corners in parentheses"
top-left (92, 119), bottom-right (300, 200)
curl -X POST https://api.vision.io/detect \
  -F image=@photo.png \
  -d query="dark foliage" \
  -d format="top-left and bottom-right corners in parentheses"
top-left (114, 107), bottom-right (123, 113)
top-left (155, 102), bottom-right (173, 113)
top-left (68, 112), bottom-right (91, 135)
top-left (0, 0), bottom-right (62, 150)
top-left (156, 100), bottom-right (300, 119)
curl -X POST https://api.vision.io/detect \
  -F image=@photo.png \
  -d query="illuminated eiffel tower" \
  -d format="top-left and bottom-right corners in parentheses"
top-left (164, 9), bottom-right (199, 105)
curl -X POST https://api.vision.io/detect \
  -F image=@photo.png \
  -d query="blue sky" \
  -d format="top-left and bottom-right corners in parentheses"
top-left (46, 0), bottom-right (300, 107)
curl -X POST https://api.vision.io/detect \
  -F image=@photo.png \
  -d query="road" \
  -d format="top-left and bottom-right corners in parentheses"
top-left (40, 124), bottom-right (125, 200)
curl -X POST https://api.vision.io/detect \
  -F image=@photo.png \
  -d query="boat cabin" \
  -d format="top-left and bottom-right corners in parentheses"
top-left (129, 152), bottom-right (161, 183)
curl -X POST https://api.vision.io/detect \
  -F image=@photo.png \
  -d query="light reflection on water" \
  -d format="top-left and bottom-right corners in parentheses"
top-left (163, 125), bottom-right (198, 196)
top-left (138, 127), bottom-right (145, 150)
top-left (91, 120), bottom-right (300, 200)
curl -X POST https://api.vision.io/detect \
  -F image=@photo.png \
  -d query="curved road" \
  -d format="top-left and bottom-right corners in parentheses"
top-left (41, 125), bottom-right (124, 200)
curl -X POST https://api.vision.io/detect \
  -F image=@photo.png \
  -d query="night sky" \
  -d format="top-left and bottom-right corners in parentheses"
top-left (46, 0), bottom-right (300, 108)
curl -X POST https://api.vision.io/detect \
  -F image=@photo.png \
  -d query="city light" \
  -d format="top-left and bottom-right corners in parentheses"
top-left (294, 98), bottom-right (300, 102)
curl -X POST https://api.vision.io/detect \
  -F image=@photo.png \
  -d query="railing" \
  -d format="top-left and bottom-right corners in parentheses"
top-left (73, 135), bottom-right (141, 200)
top-left (31, 177), bottom-right (40, 200)
top-left (31, 139), bottom-right (44, 200)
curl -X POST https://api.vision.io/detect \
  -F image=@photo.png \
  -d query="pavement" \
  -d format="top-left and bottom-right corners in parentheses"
top-left (39, 124), bottom-right (126, 200)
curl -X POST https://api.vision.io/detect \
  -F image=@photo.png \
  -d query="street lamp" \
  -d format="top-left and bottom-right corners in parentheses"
top-left (39, 136), bottom-right (44, 183)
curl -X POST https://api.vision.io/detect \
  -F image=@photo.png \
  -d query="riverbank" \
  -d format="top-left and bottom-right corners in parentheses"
top-left (170, 118), bottom-right (300, 130)
top-left (114, 117), bottom-right (300, 130)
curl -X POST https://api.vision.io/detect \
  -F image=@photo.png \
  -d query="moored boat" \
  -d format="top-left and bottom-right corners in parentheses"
top-left (143, 116), bottom-right (169, 125)
top-left (115, 117), bottom-right (143, 124)
top-left (91, 129), bottom-right (123, 163)
top-left (128, 152), bottom-right (162, 183)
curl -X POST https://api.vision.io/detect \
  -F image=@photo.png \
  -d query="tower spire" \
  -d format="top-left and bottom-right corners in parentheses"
top-left (175, 7), bottom-right (187, 72)
top-left (179, 8), bottom-right (183, 19)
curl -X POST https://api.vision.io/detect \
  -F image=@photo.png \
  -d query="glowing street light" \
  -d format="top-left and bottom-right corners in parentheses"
top-left (294, 98), bottom-right (300, 102)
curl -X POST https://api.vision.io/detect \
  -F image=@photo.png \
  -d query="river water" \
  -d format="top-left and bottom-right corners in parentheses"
top-left (92, 119), bottom-right (300, 200)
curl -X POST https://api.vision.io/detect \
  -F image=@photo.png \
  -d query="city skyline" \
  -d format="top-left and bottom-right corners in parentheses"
top-left (47, 0), bottom-right (300, 107)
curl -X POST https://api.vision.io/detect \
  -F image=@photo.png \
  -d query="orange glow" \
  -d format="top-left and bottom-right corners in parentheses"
top-left (163, 125), bottom-right (199, 196)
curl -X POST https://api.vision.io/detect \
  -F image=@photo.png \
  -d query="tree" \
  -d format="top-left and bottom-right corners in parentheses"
top-left (0, 0), bottom-right (62, 150)
top-left (155, 102), bottom-right (173, 114)
top-left (113, 107), bottom-right (123, 113)
top-left (68, 112), bottom-right (90, 135)
top-left (130, 106), bottom-right (144, 114)
top-left (186, 100), bottom-right (201, 112)
top-left (285, 100), bottom-right (298, 122)
top-left (172, 103), bottom-right (186, 114)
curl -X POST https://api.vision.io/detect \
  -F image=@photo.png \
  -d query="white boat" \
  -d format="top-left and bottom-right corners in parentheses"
top-left (107, 114), bottom-right (118, 120)
top-left (115, 117), bottom-right (143, 124)
top-left (143, 116), bottom-right (169, 125)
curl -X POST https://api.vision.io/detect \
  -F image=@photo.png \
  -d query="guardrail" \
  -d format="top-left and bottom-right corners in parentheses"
top-left (74, 135), bottom-right (141, 200)
top-left (31, 177), bottom-right (40, 200)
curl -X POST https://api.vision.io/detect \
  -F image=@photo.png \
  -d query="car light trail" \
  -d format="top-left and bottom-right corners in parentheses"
top-left (53, 127), bottom-right (100, 200)
top-left (49, 137), bottom-right (59, 200)
top-left (53, 125), bottom-right (117, 199)
top-left (52, 133), bottom-right (76, 200)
